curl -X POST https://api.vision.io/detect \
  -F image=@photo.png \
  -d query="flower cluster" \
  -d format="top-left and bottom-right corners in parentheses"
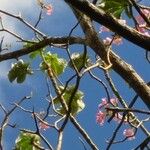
top-left (37, 111), bottom-right (50, 131)
top-left (37, 0), bottom-right (53, 15)
top-left (44, 4), bottom-right (53, 15)
top-left (103, 36), bottom-right (122, 45)
top-left (96, 97), bottom-right (119, 126)
top-left (135, 9), bottom-right (150, 37)
top-left (99, 9), bottom-right (150, 44)
top-left (96, 98), bottom-right (135, 140)
top-left (39, 121), bottom-right (50, 131)
top-left (99, 19), bottom-right (126, 45)
top-left (123, 128), bottom-right (135, 140)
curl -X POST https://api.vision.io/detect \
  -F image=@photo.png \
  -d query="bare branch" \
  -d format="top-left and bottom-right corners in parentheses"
top-left (0, 36), bottom-right (86, 62)
top-left (107, 107), bottom-right (150, 115)
top-left (0, 9), bottom-right (46, 37)
top-left (65, 0), bottom-right (150, 51)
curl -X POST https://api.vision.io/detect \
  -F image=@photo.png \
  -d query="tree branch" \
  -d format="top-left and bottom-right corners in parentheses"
top-left (0, 36), bottom-right (85, 62)
top-left (70, 9), bottom-right (150, 109)
top-left (64, 0), bottom-right (150, 51)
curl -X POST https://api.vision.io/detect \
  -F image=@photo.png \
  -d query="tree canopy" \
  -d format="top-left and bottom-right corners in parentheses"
top-left (0, 0), bottom-right (150, 149)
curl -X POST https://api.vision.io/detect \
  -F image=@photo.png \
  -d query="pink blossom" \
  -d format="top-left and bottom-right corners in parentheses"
top-left (113, 37), bottom-right (123, 45)
top-left (97, 97), bottom-right (120, 125)
top-left (136, 15), bottom-right (144, 25)
top-left (135, 12), bottom-right (150, 36)
top-left (110, 98), bottom-right (118, 106)
top-left (143, 32), bottom-right (150, 37)
top-left (137, 26), bottom-right (150, 37)
top-left (99, 19), bottom-right (126, 33)
top-left (103, 37), bottom-right (112, 45)
top-left (99, 26), bottom-right (110, 33)
top-left (39, 121), bottom-right (50, 131)
top-left (141, 9), bottom-right (150, 18)
top-left (123, 128), bottom-right (135, 140)
top-left (136, 9), bottom-right (150, 25)
top-left (98, 98), bottom-right (108, 109)
top-left (96, 111), bottom-right (106, 126)
top-left (44, 4), bottom-right (53, 15)
top-left (113, 113), bottom-right (123, 123)
top-left (98, 97), bottom-right (118, 109)
top-left (118, 19), bottom-right (126, 25)
top-left (103, 37), bottom-right (122, 45)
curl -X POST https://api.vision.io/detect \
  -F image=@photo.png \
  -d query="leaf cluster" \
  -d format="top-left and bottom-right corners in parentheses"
top-left (53, 85), bottom-right (85, 116)
top-left (40, 52), bottom-right (67, 76)
top-left (98, 0), bottom-right (131, 18)
top-left (14, 132), bottom-right (41, 150)
top-left (8, 59), bottom-right (33, 83)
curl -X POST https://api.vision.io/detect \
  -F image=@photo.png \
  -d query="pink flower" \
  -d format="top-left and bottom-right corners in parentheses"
top-left (103, 37), bottom-right (112, 45)
top-left (113, 113), bottom-right (124, 123)
top-left (118, 19), bottom-right (126, 25)
top-left (113, 37), bottom-right (123, 45)
top-left (99, 19), bottom-right (126, 33)
top-left (143, 32), bottom-right (150, 37)
top-left (103, 37), bottom-right (122, 45)
top-left (44, 4), bottom-right (53, 15)
top-left (110, 98), bottom-right (118, 106)
top-left (136, 9), bottom-right (150, 25)
top-left (99, 26), bottom-right (110, 33)
top-left (137, 26), bottom-right (150, 37)
top-left (123, 128), bottom-right (135, 140)
top-left (98, 97), bottom-right (118, 109)
top-left (39, 121), bottom-right (50, 131)
top-left (96, 111), bottom-right (106, 126)
top-left (141, 9), bottom-right (150, 18)
top-left (97, 97), bottom-right (120, 125)
top-left (98, 98), bottom-right (108, 109)
top-left (136, 16), bottom-right (143, 25)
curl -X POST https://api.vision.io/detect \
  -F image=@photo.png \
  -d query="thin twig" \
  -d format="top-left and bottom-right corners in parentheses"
top-left (0, 9), bottom-right (46, 37)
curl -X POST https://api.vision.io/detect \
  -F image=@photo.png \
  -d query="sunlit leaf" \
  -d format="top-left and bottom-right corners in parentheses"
top-left (29, 50), bottom-right (41, 59)
top-left (98, 0), bottom-right (128, 18)
top-left (8, 59), bottom-right (33, 83)
top-left (23, 42), bottom-right (45, 59)
top-left (14, 132), bottom-right (41, 150)
top-left (53, 85), bottom-right (85, 116)
top-left (40, 52), bottom-right (67, 76)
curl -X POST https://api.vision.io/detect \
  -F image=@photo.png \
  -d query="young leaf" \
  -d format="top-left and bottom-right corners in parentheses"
top-left (53, 85), bottom-right (85, 116)
top-left (40, 52), bottom-right (67, 76)
top-left (8, 59), bottom-right (33, 83)
top-left (23, 42), bottom-right (44, 59)
top-left (98, 0), bottom-right (128, 18)
top-left (29, 50), bottom-right (41, 59)
top-left (14, 132), bottom-right (41, 150)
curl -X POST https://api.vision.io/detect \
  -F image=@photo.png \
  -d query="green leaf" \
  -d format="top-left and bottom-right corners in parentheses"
top-left (29, 50), bottom-right (41, 59)
top-left (23, 42), bottom-right (44, 59)
top-left (8, 59), bottom-right (33, 83)
top-left (8, 67), bottom-right (17, 83)
top-left (40, 52), bottom-right (67, 76)
top-left (98, 0), bottom-right (128, 18)
top-left (53, 85), bottom-right (85, 116)
top-left (14, 132), bottom-right (41, 150)
top-left (16, 73), bottom-right (26, 83)
top-left (68, 53), bottom-right (89, 71)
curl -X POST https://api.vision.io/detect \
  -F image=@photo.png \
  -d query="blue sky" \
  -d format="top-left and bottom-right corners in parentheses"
top-left (0, 0), bottom-right (150, 149)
